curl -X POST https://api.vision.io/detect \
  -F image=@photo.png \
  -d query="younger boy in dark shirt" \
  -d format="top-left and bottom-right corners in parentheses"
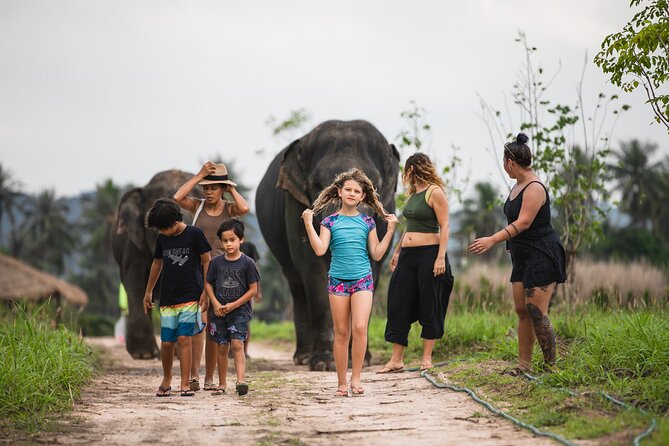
top-left (143, 198), bottom-right (211, 397)
top-left (205, 218), bottom-right (260, 396)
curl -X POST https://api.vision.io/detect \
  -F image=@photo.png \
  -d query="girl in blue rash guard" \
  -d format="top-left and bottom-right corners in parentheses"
top-left (302, 168), bottom-right (397, 397)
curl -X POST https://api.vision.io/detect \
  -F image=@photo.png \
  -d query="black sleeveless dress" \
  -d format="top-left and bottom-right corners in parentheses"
top-left (503, 181), bottom-right (566, 288)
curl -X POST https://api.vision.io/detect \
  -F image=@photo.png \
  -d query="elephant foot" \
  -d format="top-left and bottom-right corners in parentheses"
top-left (127, 344), bottom-right (159, 360)
top-left (293, 351), bottom-right (312, 366)
top-left (309, 352), bottom-right (335, 371)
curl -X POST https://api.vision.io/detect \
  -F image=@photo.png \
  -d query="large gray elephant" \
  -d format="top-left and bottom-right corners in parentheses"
top-left (111, 170), bottom-right (198, 359)
top-left (256, 120), bottom-right (400, 371)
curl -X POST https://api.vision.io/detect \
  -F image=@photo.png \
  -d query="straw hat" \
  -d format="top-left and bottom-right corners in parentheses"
top-left (198, 163), bottom-right (237, 187)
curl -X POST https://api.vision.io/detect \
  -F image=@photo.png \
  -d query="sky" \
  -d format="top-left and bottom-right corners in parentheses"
top-left (0, 0), bottom-right (666, 209)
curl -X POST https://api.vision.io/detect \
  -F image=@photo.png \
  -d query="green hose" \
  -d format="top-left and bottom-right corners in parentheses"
top-left (415, 363), bottom-right (657, 445)
top-left (421, 370), bottom-right (579, 446)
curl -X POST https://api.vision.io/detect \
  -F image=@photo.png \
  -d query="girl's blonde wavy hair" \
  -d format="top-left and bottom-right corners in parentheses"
top-left (402, 152), bottom-right (444, 195)
top-left (311, 168), bottom-right (388, 220)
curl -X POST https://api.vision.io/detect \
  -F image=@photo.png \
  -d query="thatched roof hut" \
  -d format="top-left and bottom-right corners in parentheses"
top-left (0, 252), bottom-right (88, 306)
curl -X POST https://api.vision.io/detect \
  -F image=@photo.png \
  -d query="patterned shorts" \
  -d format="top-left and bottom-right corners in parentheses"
top-left (327, 273), bottom-right (374, 297)
top-left (209, 316), bottom-right (249, 344)
top-left (159, 301), bottom-right (205, 342)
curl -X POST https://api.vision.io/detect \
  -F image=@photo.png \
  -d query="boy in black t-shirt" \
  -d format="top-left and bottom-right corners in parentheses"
top-left (143, 198), bottom-right (212, 397)
top-left (205, 218), bottom-right (260, 396)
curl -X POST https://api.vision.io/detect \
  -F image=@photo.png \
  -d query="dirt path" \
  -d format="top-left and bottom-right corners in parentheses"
top-left (40, 337), bottom-right (557, 445)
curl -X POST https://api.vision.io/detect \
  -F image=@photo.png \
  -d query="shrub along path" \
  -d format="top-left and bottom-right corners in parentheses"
top-left (30, 337), bottom-right (557, 446)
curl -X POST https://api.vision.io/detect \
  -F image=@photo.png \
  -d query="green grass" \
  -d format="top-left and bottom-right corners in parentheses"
top-left (0, 304), bottom-right (95, 432)
top-left (250, 319), bottom-right (295, 343)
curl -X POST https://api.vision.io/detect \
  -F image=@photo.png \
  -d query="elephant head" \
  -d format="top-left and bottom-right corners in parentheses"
top-left (112, 169), bottom-right (197, 359)
top-left (277, 120), bottom-right (400, 216)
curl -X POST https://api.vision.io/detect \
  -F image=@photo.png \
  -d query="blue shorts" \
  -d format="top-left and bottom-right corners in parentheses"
top-left (159, 301), bottom-right (205, 342)
top-left (327, 273), bottom-right (374, 297)
top-left (209, 316), bottom-right (249, 344)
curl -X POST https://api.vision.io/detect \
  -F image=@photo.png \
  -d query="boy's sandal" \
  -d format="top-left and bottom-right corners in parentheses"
top-left (235, 382), bottom-right (249, 396)
top-left (180, 389), bottom-right (195, 397)
top-left (203, 382), bottom-right (216, 391)
top-left (156, 386), bottom-right (171, 397)
top-left (189, 378), bottom-right (200, 391)
top-left (334, 389), bottom-right (349, 397)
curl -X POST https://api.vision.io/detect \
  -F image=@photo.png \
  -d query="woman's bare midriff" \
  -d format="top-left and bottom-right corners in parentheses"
top-left (401, 232), bottom-right (440, 247)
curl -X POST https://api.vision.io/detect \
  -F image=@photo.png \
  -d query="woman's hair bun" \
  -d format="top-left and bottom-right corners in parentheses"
top-left (516, 133), bottom-right (529, 144)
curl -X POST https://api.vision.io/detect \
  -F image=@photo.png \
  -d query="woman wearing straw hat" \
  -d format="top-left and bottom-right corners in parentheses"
top-left (174, 161), bottom-right (250, 391)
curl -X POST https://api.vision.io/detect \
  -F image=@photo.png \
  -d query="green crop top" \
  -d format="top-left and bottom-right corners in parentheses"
top-left (403, 187), bottom-right (440, 233)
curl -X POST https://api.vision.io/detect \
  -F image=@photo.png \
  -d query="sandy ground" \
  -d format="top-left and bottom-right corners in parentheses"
top-left (31, 337), bottom-right (559, 446)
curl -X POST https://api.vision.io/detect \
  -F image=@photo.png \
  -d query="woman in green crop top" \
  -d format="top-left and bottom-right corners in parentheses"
top-left (377, 153), bottom-right (454, 374)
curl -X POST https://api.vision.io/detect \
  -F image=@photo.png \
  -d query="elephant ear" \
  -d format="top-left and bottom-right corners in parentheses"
top-left (276, 139), bottom-right (310, 207)
top-left (115, 188), bottom-right (147, 253)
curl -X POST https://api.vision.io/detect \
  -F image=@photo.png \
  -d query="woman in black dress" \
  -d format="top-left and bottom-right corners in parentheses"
top-left (469, 133), bottom-right (565, 372)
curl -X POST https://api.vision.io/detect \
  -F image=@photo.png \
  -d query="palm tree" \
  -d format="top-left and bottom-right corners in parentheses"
top-left (456, 182), bottom-right (506, 262)
top-left (0, 164), bottom-right (22, 245)
top-left (652, 158), bottom-right (669, 243)
top-left (20, 189), bottom-right (77, 275)
top-left (609, 140), bottom-right (663, 231)
top-left (75, 179), bottom-right (126, 315)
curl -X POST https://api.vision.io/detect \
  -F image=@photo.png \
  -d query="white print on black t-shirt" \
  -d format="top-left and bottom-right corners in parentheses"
top-left (164, 248), bottom-right (190, 266)
top-left (221, 277), bottom-right (239, 289)
top-left (217, 267), bottom-right (245, 297)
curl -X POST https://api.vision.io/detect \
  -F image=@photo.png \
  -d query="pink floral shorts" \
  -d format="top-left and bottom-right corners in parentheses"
top-left (327, 273), bottom-right (374, 297)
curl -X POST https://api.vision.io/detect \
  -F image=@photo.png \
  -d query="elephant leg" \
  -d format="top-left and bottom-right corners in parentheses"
top-left (303, 269), bottom-right (334, 372)
top-left (287, 279), bottom-right (313, 365)
top-left (122, 244), bottom-right (160, 359)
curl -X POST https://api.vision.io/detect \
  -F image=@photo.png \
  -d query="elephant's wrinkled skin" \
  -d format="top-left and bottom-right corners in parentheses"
top-left (111, 170), bottom-right (198, 359)
top-left (256, 120), bottom-right (399, 371)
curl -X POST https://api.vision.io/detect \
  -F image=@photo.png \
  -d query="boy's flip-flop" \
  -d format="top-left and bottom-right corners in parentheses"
top-left (156, 386), bottom-right (171, 397)
top-left (203, 382), bottom-right (216, 391)
top-left (211, 388), bottom-right (226, 396)
top-left (375, 365), bottom-right (404, 374)
top-left (180, 389), bottom-right (195, 397)
top-left (235, 382), bottom-right (249, 396)
top-left (189, 378), bottom-right (200, 391)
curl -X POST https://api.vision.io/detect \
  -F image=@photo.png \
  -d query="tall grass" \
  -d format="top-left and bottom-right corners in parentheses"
top-left (0, 304), bottom-right (95, 432)
top-left (451, 259), bottom-right (668, 310)
top-left (573, 261), bottom-right (668, 308)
